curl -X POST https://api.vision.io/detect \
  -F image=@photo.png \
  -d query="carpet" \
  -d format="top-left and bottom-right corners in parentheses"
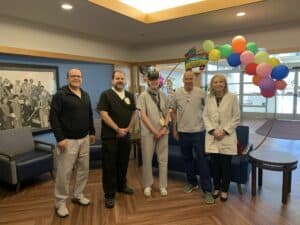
top-left (256, 119), bottom-right (300, 140)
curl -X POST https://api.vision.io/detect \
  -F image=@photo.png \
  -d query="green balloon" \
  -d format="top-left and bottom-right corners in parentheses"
top-left (219, 44), bottom-right (232, 58)
top-left (246, 42), bottom-right (258, 54)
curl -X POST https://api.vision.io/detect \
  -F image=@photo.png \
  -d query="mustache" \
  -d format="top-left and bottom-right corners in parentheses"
top-left (114, 83), bottom-right (124, 89)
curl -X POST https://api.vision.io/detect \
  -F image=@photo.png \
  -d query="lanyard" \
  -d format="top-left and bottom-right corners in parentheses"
top-left (147, 90), bottom-right (163, 115)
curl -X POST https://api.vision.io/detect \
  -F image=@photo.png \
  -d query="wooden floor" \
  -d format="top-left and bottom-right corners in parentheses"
top-left (0, 120), bottom-right (299, 225)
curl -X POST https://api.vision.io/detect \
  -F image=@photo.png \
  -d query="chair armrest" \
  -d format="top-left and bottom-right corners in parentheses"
top-left (90, 145), bottom-right (102, 149)
top-left (34, 140), bottom-right (55, 148)
top-left (0, 152), bottom-right (14, 161)
top-left (34, 140), bottom-right (55, 153)
top-left (89, 139), bottom-right (102, 149)
top-left (239, 144), bottom-right (253, 156)
top-left (246, 144), bottom-right (254, 155)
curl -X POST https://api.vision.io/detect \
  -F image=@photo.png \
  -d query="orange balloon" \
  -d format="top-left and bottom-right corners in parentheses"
top-left (252, 75), bottom-right (261, 86)
top-left (232, 35), bottom-right (246, 53)
top-left (275, 80), bottom-right (287, 90)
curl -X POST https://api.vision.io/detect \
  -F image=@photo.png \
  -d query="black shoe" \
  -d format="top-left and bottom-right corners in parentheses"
top-left (118, 186), bottom-right (134, 195)
top-left (105, 198), bottom-right (115, 208)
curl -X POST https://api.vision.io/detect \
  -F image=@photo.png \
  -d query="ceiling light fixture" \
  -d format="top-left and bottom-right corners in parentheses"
top-left (236, 12), bottom-right (246, 17)
top-left (119, 0), bottom-right (204, 13)
top-left (61, 3), bottom-right (73, 10)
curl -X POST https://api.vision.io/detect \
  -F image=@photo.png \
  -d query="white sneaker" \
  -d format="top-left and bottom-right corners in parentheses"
top-left (144, 187), bottom-right (152, 197)
top-left (55, 203), bottom-right (69, 218)
top-left (72, 195), bottom-right (90, 206)
top-left (160, 187), bottom-right (168, 197)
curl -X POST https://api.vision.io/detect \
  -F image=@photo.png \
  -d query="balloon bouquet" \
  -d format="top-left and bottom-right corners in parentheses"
top-left (185, 35), bottom-right (289, 98)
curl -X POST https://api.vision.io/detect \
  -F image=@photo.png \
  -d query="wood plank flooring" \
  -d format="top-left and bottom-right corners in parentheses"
top-left (0, 120), bottom-right (299, 225)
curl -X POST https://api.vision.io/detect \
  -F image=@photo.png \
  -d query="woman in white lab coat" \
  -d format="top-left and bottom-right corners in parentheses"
top-left (203, 74), bottom-right (240, 201)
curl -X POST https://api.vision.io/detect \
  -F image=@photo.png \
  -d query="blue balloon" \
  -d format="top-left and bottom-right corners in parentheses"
top-left (227, 53), bottom-right (241, 67)
top-left (271, 65), bottom-right (289, 80)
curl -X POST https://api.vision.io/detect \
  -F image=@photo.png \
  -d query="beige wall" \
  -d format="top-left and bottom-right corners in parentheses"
top-left (1, 16), bottom-right (299, 63)
top-left (133, 24), bottom-right (300, 62)
top-left (0, 16), bottom-right (135, 62)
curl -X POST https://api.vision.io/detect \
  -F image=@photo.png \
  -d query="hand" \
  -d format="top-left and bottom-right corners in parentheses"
top-left (159, 127), bottom-right (168, 136)
top-left (57, 139), bottom-right (67, 151)
top-left (173, 129), bottom-right (179, 141)
top-left (153, 129), bottom-right (162, 140)
top-left (116, 128), bottom-right (128, 138)
top-left (213, 129), bottom-right (225, 141)
top-left (89, 135), bottom-right (96, 145)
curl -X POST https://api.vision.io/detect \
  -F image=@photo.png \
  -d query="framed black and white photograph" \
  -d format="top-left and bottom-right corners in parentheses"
top-left (0, 63), bottom-right (59, 133)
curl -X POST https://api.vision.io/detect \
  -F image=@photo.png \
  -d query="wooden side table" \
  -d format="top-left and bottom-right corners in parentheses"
top-left (249, 150), bottom-right (298, 204)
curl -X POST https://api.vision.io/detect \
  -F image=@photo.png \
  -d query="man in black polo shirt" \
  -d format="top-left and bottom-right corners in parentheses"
top-left (50, 68), bottom-right (96, 217)
top-left (97, 70), bottom-right (136, 208)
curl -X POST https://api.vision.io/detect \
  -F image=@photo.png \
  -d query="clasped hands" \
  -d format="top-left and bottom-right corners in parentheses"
top-left (213, 129), bottom-right (226, 141)
top-left (116, 127), bottom-right (129, 138)
top-left (153, 127), bottom-right (168, 140)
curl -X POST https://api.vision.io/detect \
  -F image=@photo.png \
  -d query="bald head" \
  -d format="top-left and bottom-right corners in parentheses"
top-left (183, 70), bottom-right (194, 79)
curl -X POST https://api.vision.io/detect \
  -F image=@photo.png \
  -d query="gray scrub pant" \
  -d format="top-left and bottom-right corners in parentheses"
top-left (141, 134), bottom-right (168, 188)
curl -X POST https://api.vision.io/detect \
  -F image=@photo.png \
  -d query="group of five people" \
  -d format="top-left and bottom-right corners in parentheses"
top-left (49, 68), bottom-right (240, 218)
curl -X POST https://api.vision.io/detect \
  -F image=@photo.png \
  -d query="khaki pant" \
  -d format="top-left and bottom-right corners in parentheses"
top-left (54, 135), bottom-right (89, 206)
top-left (141, 134), bottom-right (168, 188)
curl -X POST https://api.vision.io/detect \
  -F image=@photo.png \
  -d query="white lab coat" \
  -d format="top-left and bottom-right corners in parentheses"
top-left (203, 92), bottom-right (240, 155)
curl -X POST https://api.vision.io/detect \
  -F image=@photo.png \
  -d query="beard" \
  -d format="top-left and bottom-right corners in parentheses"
top-left (114, 83), bottom-right (124, 91)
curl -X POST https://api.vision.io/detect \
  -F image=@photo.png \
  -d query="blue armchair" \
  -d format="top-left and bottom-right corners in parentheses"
top-left (0, 127), bottom-right (54, 191)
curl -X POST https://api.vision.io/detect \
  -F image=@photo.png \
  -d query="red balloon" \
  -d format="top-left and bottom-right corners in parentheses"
top-left (261, 88), bottom-right (275, 98)
top-left (245, 63), bottom-right (257, 75)
top-left (275, 80), bottom-right (287, 90)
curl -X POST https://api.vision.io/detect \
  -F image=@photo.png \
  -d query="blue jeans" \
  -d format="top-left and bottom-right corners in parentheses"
top-left (179, 131), bottom-right (212, 192)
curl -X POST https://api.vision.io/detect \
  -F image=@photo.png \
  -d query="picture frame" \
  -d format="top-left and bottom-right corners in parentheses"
top-left (0, 63), bottom-right (59, 134)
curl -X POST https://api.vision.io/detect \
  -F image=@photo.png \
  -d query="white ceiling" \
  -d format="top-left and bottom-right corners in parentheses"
top-left (0, 0), bottom-right (299, 46)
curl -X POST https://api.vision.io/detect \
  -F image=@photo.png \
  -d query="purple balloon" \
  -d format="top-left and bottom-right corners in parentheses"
top-left (227, 53), bottom-right (241, 67)
top-left (159, 75), bottom-right (164, 87)
top-left (271, 64), bottom-right (289, 80)
top-left (259, 77), bottom-right (275, 91)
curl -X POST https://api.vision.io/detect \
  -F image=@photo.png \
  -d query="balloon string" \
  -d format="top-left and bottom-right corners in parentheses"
top-left (164, 62), bottom-right (181, 82)
top-left (254, 95), bottom-right (277, 150)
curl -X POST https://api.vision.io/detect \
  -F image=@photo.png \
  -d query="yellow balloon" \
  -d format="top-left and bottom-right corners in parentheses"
top-left (254, 51), bottom-right (269, 64)
top-left (202, 40), bottom-right (215, 53)
top-left (268, 57), bottom-right (280, 67)
top-left (209, 49), bottom-right (221, 61)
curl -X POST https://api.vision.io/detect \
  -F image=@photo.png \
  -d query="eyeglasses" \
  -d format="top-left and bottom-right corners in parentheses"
top-left (69, 75), bottom-right (82, 79)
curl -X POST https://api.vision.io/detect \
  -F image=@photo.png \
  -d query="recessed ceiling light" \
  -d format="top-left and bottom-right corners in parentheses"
top-left (61, 3), bottom-right (73, 10)
top-left (236, 12), bottom-right (246, 17)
